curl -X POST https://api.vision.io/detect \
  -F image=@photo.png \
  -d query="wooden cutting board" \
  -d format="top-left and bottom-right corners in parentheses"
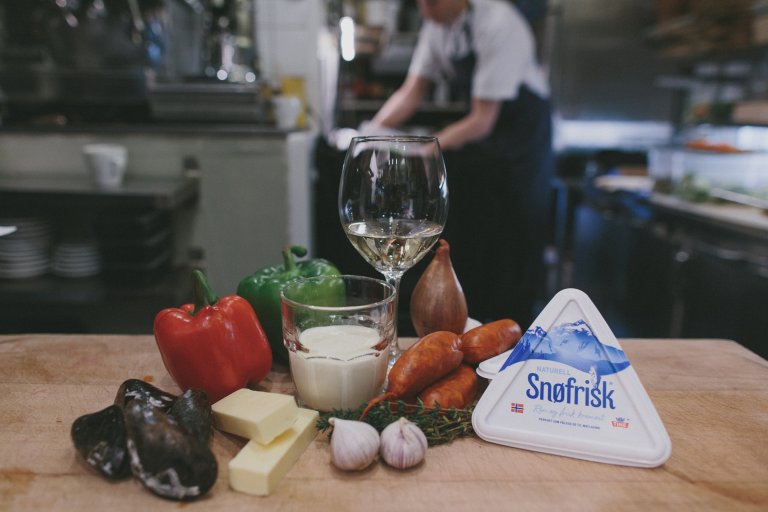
top-left (1, 334), bottom-right (767, 511)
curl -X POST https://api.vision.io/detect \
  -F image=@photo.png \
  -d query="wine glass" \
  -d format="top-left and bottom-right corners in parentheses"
top-left (338, 135), bottom-right (449, 358)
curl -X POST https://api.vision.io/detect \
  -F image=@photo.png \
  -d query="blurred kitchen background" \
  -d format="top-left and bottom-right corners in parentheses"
top-left (1, 0), bottom-right (767, 358)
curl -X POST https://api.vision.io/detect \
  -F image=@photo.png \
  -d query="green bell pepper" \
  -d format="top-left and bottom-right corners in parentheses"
top-left (236, 246), bottom-right (341, 364)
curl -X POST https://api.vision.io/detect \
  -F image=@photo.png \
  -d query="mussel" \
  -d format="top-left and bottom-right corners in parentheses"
top-left (71, 380), bottom-right (217, 501)
top-left (70, 404), bottom-right (131, 479)
top-left (168, 389), bottom-right (214, 445)
top-left (124, 392), bottom-right (217, 501)
top-left (114, 379), bottom-right (176, 410)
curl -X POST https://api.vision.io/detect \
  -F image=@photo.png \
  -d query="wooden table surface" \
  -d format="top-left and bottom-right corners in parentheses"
top-left (1, 334), bottom-right (767, 511)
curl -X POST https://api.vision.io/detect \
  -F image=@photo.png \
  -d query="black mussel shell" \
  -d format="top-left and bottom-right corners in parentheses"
top-left (114, 379), bottom-right (176, 411)
top-left (71, 404), bottom-right (131, 479)
top-left (169, 389), bottom-right (213, 445)
top-left (124, 399), bottom-right (217, 501)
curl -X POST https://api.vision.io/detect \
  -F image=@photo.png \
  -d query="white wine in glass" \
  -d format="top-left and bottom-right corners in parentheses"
top-left (339, 136), bottom-right (449, 357)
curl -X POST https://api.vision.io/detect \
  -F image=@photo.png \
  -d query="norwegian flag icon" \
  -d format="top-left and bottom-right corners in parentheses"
top-left (510, 403), bottom-right (524, 414)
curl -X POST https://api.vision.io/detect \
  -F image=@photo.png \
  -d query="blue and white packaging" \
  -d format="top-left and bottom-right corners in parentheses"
top-left (472, 288), bottom-right (672, 467)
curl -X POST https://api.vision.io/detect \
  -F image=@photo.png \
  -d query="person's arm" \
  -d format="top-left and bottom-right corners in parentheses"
top-left (435, 98), bottom-right (502, 150)
top-left (371, 74), bottom-right (431, 128)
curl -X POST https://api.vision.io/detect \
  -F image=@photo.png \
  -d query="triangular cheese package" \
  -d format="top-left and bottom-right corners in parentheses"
top-left (472, 288), bottom-right (672, 467)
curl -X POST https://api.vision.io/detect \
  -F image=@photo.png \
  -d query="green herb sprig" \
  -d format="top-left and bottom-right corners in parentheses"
top-left (316, 400), bottom-right (475, 446)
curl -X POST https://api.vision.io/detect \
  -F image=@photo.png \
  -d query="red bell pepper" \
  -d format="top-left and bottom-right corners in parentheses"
top-left (153, 270), bottom-right (272, 403)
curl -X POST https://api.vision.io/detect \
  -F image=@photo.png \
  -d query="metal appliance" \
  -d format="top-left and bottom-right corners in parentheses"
top-left (0, 0), bottom-right (221, 124)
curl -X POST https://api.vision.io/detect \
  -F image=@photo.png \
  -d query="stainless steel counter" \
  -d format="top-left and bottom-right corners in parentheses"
top-left (564, 184), bottom-right (768, 358)
top-left (648, 193), bottom-right (768, 238)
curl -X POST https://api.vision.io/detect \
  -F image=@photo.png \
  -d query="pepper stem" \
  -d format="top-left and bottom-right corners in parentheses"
top-left (191, 269), bottom-right (218, 315)
top-left (282, 245), bottom-right (307, 271)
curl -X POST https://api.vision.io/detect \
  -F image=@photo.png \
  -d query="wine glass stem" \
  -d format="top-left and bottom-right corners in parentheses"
top-left (384, 272), bottom-right (402, 360)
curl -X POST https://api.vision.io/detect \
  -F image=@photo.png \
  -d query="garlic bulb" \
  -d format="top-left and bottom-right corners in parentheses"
top-left (328, 418), bottom-right (380, 471)
top-left (380, 418), bottom-right (428, 469)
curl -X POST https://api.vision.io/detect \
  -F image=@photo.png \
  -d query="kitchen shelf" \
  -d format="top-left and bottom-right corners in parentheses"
top-left (653, 41), bottom-right (768, 62)
top-left (645, 5), bottom-right (761, 61)
top-left (0, 174), bottom-right (199, 211)
top-left (0, 266), bottom-right (190, 306)
top-left (0, 174), bottom-right (199, 334)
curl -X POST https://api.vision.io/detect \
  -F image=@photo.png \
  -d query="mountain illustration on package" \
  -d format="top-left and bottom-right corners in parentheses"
top-left (472, 288), bottom-right (672, 467)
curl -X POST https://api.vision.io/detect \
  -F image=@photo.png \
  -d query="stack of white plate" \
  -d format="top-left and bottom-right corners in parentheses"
top-left (0, 217), bottom-right (52, 279)
top-left (52, 241), bottom-right (102, 278)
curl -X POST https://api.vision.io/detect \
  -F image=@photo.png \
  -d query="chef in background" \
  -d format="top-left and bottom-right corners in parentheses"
top-left (368, 0), bottom-right (553, 327)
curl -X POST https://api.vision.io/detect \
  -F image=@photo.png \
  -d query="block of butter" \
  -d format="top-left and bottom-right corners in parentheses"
top-left (229, 408), bottom-right (319, 496)
top-left (212, 389), bottom-right (298, 445)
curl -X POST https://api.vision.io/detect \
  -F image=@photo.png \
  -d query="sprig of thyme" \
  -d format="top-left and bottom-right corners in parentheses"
top-left (316, 400), bottom-right (475, 446)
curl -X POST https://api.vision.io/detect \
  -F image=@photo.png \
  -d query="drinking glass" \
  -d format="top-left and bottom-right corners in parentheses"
top-left (338, 135), bottom-right (449, 357)
top-left (281, 275), bottom-right (396, 411)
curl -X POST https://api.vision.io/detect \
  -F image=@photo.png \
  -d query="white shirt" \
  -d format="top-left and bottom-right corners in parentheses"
top-left (408, 0), bottom-right (549, 101)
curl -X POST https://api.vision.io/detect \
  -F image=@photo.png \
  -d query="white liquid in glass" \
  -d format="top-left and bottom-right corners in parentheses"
top-left (289, 325), bottom-right (389, 411)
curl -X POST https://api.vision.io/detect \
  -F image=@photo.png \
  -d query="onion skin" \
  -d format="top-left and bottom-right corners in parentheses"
top-left (410, 239), bottom-right (468, 337)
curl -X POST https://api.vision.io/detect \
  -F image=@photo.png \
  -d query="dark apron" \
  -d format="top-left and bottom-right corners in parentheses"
top-left (437, 6), bottom-right (554, 326)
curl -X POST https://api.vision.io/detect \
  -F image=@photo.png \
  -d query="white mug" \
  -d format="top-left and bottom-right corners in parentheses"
top-left (82, 144), bottom-right (128, 190)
